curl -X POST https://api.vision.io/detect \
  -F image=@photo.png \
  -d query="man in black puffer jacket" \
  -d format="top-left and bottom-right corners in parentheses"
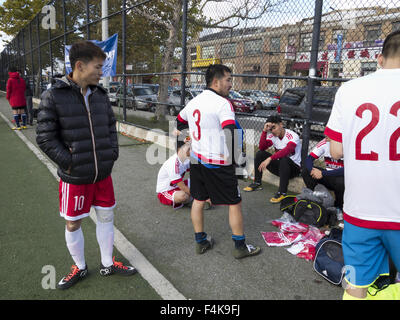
top-left (36, 40), bottom-right (137, 290)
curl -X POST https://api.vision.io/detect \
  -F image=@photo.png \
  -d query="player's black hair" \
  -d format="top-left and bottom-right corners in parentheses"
top-left (205, 64), bottom-right (232, 87)
top-left (266, 115), bottom-right (282, 124)
top-left (69, 40), bottom-right (106, 70)
top-left (382, 30), bottom-right (400, 58)
top-left (176, 140), bottom-right (185, 151)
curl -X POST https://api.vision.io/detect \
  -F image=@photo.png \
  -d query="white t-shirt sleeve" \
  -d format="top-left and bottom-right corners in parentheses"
top-left (310, 139), bottom-right (327, 158)
top-left (218, 99), bottom-right (236, 128)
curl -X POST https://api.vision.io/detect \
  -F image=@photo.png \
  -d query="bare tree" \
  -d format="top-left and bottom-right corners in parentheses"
top-left (130, 0), bottom-right (288, 120)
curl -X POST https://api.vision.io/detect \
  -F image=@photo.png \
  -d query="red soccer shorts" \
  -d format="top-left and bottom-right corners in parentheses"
top-left (59, 175), bottom-right (116, 221)
top-left (157, 179), bottom-right (189, 209)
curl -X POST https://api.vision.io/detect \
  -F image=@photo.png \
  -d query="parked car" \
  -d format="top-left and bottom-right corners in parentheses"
top-left (239, 89), bottom-right (280, 110)
top-left (277, 86), bottom-right (338, 135)
top-left (107, 81), bottom-right (121, 105)
top-left (228, 90), bottom-right (256, 113)
top-left (167, 88), bottom-right (202, 116)
top-left (116, 85), bottom-right (158, 112)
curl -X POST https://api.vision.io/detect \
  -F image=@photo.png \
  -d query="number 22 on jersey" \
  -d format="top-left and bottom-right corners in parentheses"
top-left (355, 101), bottom-right (400, 161)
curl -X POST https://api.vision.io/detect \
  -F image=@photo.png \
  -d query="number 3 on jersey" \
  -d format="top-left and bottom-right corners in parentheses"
top-left (192, 109), bottom-right (201, 141)
top-left (355, 101), bottom-right (400, 161)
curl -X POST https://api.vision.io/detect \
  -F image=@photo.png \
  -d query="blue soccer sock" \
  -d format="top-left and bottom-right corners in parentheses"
top-left (195, 232), bottom-right (207, 244)
top-left (13, 114), bottom-right (20, 127)
top-left (21, 113), bottom-right (27, 126)
top-left (232, 234), bottom-right (246, 248)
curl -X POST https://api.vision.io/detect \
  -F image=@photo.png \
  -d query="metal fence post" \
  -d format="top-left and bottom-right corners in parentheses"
top-left (301, 0), bottom-right (323, 162)
top-left (180, 0), bottom-right (188, 107)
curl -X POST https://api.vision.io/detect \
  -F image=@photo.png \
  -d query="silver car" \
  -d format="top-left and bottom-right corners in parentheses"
top-left (117, 85), bottom-right (158, 112)
top-left (239, 89), bottom-right (279, 110)
top-left (167, 88), bottom-right (202, 115)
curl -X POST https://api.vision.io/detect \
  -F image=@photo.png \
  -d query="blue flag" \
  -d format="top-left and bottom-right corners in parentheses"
top-left (65, 33), bottom-right (118, 76)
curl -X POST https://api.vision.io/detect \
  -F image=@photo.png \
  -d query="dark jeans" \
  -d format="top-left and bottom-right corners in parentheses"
top-left (254, 150), bottom-right (301, 194)
top-left (301, 168), bottom-right (344, 209)
top-left (25, 96), bottom-right (33, 125)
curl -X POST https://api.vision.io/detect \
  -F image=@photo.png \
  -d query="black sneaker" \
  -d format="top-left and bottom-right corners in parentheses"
top-left (57, 264), bottom-right (88, 290)
top-left (195, 235), bottom-right (214, 254)
top-left (232, 244), bottom-right (261, 259)
top-left (100, 257), bottom-right (137, 276)
top-left (243, 182), bottom-right (263, 192)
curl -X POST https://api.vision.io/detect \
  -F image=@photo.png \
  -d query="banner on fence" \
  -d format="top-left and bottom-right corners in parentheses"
top-left (64, 33), bottom-right (118, 77)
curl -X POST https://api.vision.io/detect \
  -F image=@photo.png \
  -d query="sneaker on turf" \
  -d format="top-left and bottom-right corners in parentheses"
top-left (21, 125), bottom-right (27, 129)
top-left (100, 256), bottom-right (137, 276)
top-left (12, 126), bottom-right (21, 130)
top-left (233, 244), bottom-right (261, 259)
top-left (243, 182), bottom-right (263, 192)
top-left (270, 192), bottom-right (286, 203)
top-left (196, 235), bottom-right (214, 254)
top-left (57, 264), bottom-right (88, 290)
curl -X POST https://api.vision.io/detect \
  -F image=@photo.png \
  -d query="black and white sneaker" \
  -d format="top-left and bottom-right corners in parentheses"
top-left (100, 257), bottom-right (137, 276)
top-left (57, 264), bottom-right (88, 290)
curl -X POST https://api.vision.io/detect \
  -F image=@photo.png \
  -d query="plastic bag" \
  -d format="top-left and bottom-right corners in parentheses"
top-left (261, 231), bottom-right (303, 247)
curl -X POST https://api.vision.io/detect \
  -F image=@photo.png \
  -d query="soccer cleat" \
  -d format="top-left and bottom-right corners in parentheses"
top-left (57, 264), bottom-right (88, 290)
top-left (232, 244), bottom-right (261, 259)
top-left (243, 182), bottom-right (263, 192)
top-left (195, 235), bottom-right (214, 254)
top-left (21, 125), bottom-right (28, 129)
top-left (12, 126), bottom-right (21, 130)
top-left (100, 256), bottom-right (137, 276)
top-left (270, 192), bottom-right (286, 203)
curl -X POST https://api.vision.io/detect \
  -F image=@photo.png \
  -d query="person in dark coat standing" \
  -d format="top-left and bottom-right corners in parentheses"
top-left (6, 66), bottom-right (27, 130)
top-left (36, 40), bottom-right (137, 290)
top-left (24, 75), bottom-right (34, 126)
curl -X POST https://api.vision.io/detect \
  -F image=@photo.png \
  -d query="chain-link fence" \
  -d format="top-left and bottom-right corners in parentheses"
top-left (1, 0), bottom-right (399, 162)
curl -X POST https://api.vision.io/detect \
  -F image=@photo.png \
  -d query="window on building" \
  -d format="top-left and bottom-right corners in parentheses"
top-left (244, 39), bottom-right (263, 55)
top-left (243, 65), bottom-right (260, 84)
top-left (220, 43), bottom-right (237, 58)
top-left (393, 21), bottom-right (400, 32)
top-left (268, 63), bottom-right (279, 84)
top-left (300, 32), bottom-right (312, 51)
top-left (300, 32), bottom-right (325, 51)
top-left (361, 62), bottom-right (377, 76)
top-left (365, 24), bottom-right (382, 47)
top-left (288, 34), bottom-right (296, 46)
top-left (190, 47), bottom-right (197, 60)
top-left (270, 37), bottom-right (281, 53)
top-left (202, 46), bottom-right (215, 59)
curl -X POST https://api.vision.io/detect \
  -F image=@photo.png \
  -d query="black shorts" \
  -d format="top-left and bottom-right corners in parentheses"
top-left (190, 162), bottom-right (241, 205)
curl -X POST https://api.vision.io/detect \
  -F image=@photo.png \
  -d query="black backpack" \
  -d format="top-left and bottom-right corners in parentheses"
top-left (313, 228), bottom-right (344, 285)
top-left (279, 195), bottom-right (298, 215)
top-left (292, 199), bottom-right (329, 228)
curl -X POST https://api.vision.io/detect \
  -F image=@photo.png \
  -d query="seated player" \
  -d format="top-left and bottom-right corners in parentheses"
top-left (302, 136), bottom-right (344, 211)
top-left (156, 138), bottom-right (212, 209)
top-left (244, 115), bottom-right (302, 203)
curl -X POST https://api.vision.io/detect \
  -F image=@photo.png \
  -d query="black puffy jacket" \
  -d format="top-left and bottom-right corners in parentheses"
top-left (36, 76), bottom-right (118, 185)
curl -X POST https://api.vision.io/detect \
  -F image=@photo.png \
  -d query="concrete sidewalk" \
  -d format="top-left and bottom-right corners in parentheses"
top-left (0, 95), bottom-right (342, 300)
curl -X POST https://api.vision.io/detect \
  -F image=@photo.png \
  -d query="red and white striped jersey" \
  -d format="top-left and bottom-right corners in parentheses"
top-left (156, 153), bottom-right (190, 193)
top-left (325, 68), bottom-right (400, 229)
top-left (310, 138), bottom-right (344, 170)
top-left (177, 89), bottom-right (236, 165)
top-left (266, 129), bottom-right (302, 166)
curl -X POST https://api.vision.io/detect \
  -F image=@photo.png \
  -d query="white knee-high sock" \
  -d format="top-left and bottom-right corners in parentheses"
top-left (65, 227), bottom-right (86, 270)
top-left (95, 209), bottom-right (114, 267)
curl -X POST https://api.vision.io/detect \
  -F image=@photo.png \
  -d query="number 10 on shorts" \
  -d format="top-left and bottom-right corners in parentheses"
top-left (74, 195), bottom-right (85, 211)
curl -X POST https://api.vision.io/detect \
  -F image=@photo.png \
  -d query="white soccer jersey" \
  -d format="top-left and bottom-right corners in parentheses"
top-left (267, 129), bottom-right (302, 166)
top-left (310, 139), bottom-right (344, 170)
top-left (325, 68), bottom-right (400, 229)
top-left (177, 89), bottom-right (236, 165)
top-left (156, 153), bottom-right (190, 193)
